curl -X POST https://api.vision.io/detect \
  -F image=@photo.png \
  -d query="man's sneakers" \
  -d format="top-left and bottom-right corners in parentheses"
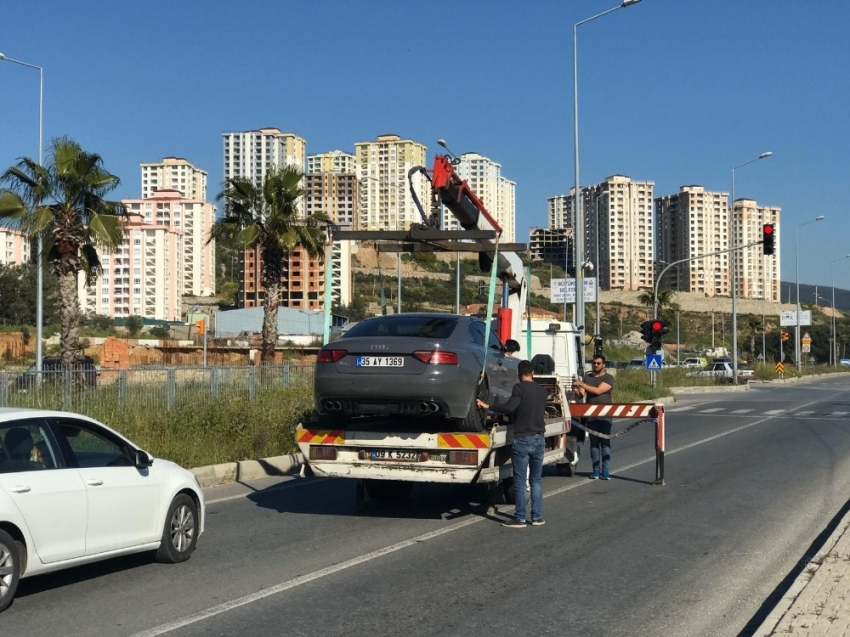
top-left (601, 469), bottom-right (611, 480)
top-left (530, 519), bottom-right (546, 526)
top-left (501, 518), bottom-right (527, 529)
top-left (590, 469), bottom-right (600, 480)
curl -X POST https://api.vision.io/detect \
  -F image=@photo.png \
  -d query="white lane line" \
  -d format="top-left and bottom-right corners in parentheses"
top-left (794, 410), bottom-right (815, 416)
top-left (731, 409), bottom-right (753, 414)
top-left (699, 408), bottom-right (724, 413)
top-left (205, 479), bottom-right (316, 506)
top-left (765, 410), bottom-right (785, 415)
top-left (832, 411), bottom-right (849, 417)
top-left (670, 405), bottom-right (696, 411)
top-left (135, 397), bottom-right (823, 637)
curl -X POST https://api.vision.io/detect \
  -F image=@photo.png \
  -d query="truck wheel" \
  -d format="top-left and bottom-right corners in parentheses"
top-left (495, 478), bottom-right (516, 505)
top-left (0, 529), bottom-right (21, 613)
top-left (556, 462), bottom-right (575, 477)
top-left (365, 480), bottom-right (413, 502)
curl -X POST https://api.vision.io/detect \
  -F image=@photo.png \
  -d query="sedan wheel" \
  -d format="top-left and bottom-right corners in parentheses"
top-left (155, 494), bottom-right (199, 564)
top-left (0, 530), bottom-right (20, 613)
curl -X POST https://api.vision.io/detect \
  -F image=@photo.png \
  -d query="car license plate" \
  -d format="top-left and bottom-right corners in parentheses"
top-left (370, 449), bottom-right (420, 461)
top-left (356, 356), bottom-right (404, 367)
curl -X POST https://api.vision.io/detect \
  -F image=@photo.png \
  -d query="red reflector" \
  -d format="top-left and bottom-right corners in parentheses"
top-left (310, 446), bottom-right (338, 461)
top-left (413, 350), bottom-right (459, 365)
top-left (317, 349), bottom-right (347, 363)
top-left (448, 450), bottom-right (479, 465)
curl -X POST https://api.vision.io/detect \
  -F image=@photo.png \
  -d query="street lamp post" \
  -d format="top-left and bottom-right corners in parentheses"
top-left (730, 152), bottom-right (772, 384)
top-left (831, 255), bottom-right (850, 366)
top-left (0, 53), bottom-right (44, 378)
top-left (594, 191), bottom-right (607, 338)
top-left (795, 216), bottom-right (826, 371)
top-left (573, 0), bottom-right (642, 346)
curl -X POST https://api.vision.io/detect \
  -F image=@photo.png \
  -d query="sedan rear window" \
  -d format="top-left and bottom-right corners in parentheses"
top-left (343, 316), bottom-right (459, 339)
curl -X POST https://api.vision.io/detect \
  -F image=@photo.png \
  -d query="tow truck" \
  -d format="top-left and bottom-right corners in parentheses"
top-left (298, 153), bottom-right (586, 504)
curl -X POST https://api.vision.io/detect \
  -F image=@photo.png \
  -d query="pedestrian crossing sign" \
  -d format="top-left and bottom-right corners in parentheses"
top-left (645, 354), bottom-right (662, 370)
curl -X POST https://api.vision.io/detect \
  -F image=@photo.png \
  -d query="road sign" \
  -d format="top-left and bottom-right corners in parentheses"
top-left (645, 354), bottom-right (662, 371)
top-left (802, 344), bottom-right (811, 353)
top-left (802, 331), bottom-right (812, 344)
top-left (775, 362), bottom-right (785, 374)
top-left (780, 310), bottom-right (812, 327)
top-left (551, 278), bottom-right (596, 303)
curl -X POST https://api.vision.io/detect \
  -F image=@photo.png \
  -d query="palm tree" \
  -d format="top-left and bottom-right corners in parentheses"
top-left (209, 166), bottom-right (332, 363)
top-left (637, 288), bottom-right (676, 318)
top-left (0, 137), bottom-right (125, 367)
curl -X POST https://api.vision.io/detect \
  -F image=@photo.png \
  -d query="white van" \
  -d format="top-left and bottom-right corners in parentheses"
top-left (682, 357), bottom-right (707, 368)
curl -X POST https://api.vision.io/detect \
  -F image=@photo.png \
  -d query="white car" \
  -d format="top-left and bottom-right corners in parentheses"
top-left (0, 408), bottom-right (204, 612)
top-left (685, 362), bottom-right (755, 382)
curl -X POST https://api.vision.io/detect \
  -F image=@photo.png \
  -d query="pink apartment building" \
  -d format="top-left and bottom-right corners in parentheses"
top-left (0, 229), bottom-right (31, 266)
top-left (77, 189), bottom-right (216, 321)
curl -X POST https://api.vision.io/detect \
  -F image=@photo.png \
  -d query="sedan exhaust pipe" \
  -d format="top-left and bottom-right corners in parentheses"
top-left (322, 400), bottom-right (342, 412)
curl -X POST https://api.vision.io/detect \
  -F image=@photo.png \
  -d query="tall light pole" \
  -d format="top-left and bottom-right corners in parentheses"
top-left (573, 0), bottom-right (642, 348)
top-left (730, 151), bottom-right (772, 384)
top-left (593, 191), bottom-right (607, 337)
top-left (831, 255), bottom-right (850, 366)
top-left (0, 53), bottom-right (44, 377)
top-left (795, 215), bottom-right (826, 371)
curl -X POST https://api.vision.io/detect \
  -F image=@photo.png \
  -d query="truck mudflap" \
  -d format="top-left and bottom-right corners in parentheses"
top-left (296, 418), bottom-right (570, 485)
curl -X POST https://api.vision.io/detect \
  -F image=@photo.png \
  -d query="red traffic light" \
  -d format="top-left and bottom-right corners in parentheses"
top-left (763, 224), bottom-right (774, 235)
top-left (651, 320), bottom-right (663, 331)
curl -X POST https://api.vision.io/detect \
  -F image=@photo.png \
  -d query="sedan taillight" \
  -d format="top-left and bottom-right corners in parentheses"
top-left (317, 349), bottom-right (347, 363)
top-left (413, 351), bottom-right (459, 365)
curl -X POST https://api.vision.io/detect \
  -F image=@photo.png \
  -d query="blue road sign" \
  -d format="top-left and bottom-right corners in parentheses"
top-left (645, 354), bottom-right (662, 371)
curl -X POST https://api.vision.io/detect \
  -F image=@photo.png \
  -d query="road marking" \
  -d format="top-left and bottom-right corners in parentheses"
top-left (765, 410), bottom-right (786, 415)
top-left (205, 478), bottom-right (314, 505)
top-left (794, 410), bottom-right (815, 416)
top-left (699, 408), bottom-right (724, 413)
top-left (731, 409), bottom-right (753, 414)
top-left (832, 411), bottom-right (849, 417)
top-left (135, 397), bottom-right (825, 637)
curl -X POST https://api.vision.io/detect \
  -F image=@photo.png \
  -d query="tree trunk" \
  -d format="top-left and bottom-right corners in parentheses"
top-left (58, 270), bottom-right (82, 366)
top-left (261, 280), bottom-right (281, 364)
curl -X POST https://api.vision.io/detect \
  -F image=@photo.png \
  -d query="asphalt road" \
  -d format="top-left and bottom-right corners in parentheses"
top-left (4, 375), bottom-right (850, 637)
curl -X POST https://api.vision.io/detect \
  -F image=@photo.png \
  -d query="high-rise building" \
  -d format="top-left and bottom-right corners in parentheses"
top-left (355, 134), bottom-right (428, 231)
top-left (140, 157), bottom-right (207, 200)
top-left (655, 185), bottom-right (730, 297)
top-left (307, 150), bottom-right (357, 174)
top-left (441, 152), bottom-right (516, 242)
top-left (529, 227), bottom-right (573, 274)
top-left (79, 189), bottom-right (215, 320)
top-left (0, 229), bottom-right (30, 266)
top-left (733, 198), bottom-right (780, 302)
top-left (548, 194), bottom-right (570, 230)
top-left (572, 175), bottom-right (655, 292)
top-left (239, 245), bottom-right (327, 311)
top-left (223, 127), bottom-right (307, 189)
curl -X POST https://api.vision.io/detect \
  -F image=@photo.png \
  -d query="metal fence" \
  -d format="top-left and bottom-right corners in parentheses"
top-left (0, 364), bottom-right (316, 413)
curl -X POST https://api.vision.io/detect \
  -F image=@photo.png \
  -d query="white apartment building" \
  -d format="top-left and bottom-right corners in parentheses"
top-left (558, 176), bottom-right (655, 291)
top-left (78, 190), bottom-right (216, 321)
top-left (655, 185), bottom-right (731, 297)
top-left (307, 150), bottom-right (357, 174)
top-left (734, 198), bottom-right (780, 302)
top-left (0, 229), bottom-right (30, 266)
top-left (223, 127), bottom-right (307, 189)
top-left (441, 152), bottom-right (517, 243)
top-left (140, 157), bottom-right (207, 200)
top-left (355, 134), bottom-right (428, 231)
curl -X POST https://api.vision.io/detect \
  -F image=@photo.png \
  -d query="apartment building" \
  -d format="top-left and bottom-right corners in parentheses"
top-left (0, 229), bottom-right (30, 266)
top-left (239, 245), bottom-right (327, 311)
top-left (547, 194), bottom-right (570, 230)
top-left (655, 185), bottom-right (731, 297)
top-left (441, 152), bottom-right (517, 243)
top-left (78, 189), bottom-right (216, 321)
top-left (140, 157), bottom-right (207, 200)
top-left (355, 134), bottom-right (428, 231)
top-left (529, 227), bottom-right (573, 275)
top-left (307, 150), bottom-right (357, 175)
top-left (733, 198), bottom-right (780, 301)
top-left (577, 175), bottom-right (655, 292)
top-left (223, 127), bottom-right (307, 188)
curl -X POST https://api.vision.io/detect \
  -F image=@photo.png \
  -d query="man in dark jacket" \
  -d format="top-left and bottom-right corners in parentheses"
top-left (477, 360), bottom-right (549, 528)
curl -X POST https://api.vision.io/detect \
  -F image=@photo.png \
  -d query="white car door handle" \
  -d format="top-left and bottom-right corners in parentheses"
top-left (10, 486), bottom-right (31, 493)
top-left (86, 479), bottom-right (104, 486)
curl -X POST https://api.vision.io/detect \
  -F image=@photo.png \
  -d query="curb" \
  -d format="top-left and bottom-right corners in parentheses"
top-left (192, 453), bottom-right (303, 488)
top-left (752, 505), bottom-right (850, 636)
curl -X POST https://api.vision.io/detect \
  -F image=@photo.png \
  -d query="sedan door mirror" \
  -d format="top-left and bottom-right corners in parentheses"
top-left (134, 449), bottom-right (154, 468)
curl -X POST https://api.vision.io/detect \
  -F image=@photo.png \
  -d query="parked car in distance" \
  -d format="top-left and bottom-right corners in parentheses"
top-left (681, 357), bottom-right (707, 368)
top-left (0, 408), bottom-right (204, 612)
top-left (314, 313), bottom-right (520, 432)
top-left (625, 358), bottom-right (646, 369)
top-left (840, 359), bottom-right (850, 367)
top-left (685, 362), bottom-right (754, 382)
top-left (15, 356), bottom-right (99, 392)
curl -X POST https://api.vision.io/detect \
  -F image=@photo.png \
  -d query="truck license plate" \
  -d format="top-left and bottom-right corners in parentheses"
top-left (370, 449), bottom-right (420, 461)
top-left (357, 356), bottom-right (404, 367)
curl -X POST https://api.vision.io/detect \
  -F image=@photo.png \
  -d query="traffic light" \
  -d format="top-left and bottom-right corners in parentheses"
top-left (762, 223), bottom-right (775, 255)
top-left (650, 318), bottom-right (670, 342)
top-left (195, 319), bottom-right (205, 335)
top-left (640, 321), bottom-right (653, 343)
top-left (781, 330), bottom-right (789, 342)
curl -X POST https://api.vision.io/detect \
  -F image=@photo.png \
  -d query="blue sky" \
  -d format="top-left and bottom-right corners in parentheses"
top-left (2, 0), bottom-right (848, 290)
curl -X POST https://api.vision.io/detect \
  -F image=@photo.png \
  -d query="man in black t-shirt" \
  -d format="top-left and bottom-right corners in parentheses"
top-left (573, 355), bottom-right (615, 480)
top-left (478, 360), bottom-right (548, 528)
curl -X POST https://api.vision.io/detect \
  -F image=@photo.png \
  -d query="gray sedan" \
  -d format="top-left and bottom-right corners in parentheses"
top-left (314, 313), bottom-right (520, 432)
